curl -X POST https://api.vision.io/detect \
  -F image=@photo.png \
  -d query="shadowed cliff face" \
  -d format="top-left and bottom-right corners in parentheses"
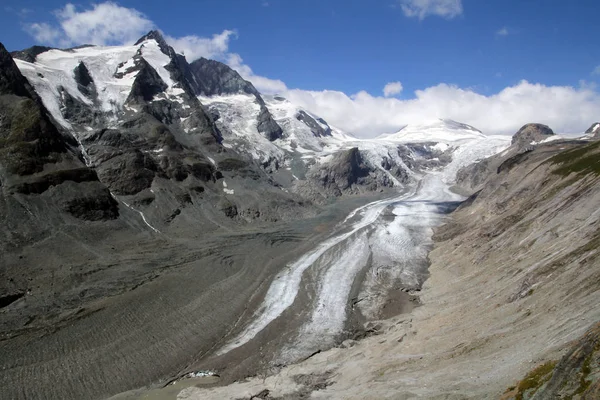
top-left (188, 57), bottom-right (283, 141)
top-left (0, 42), bottom-right (117, 220)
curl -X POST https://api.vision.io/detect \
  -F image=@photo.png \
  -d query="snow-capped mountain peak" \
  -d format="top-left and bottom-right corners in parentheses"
top-left (377, 118), bottom-right (484, 143)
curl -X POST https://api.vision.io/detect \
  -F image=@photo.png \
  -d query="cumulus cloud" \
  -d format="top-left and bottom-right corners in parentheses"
top-left (592, 65), bottom-right (600, 76)
top-left (25, 22), bottom-right (64, 46)
top-left (399, 0), bottom-right (463, 20)
top-left (25, 2), bottom-right (154, 46)
top-left (284, 81), bottom-right (600, 137)
top-left (165, 30), bottom-right (237, 61)
top-left (383, 82), bottom-right (403, 97)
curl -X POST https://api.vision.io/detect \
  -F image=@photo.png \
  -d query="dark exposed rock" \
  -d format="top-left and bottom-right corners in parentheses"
top-left (257, 104), bottom-right (283, 141)
top-left (0, 95), bottom-right (70, 176)
top-left (586, 122), bottom-right (600, 139)
top-left (296, 110), bottom-right (331, 137)
top-left (73, 61), bottom-right (93, 87)
top-left (302, 147), bottom-right (404, 199)
top-left (187, 57), bottom-right (283, 141)
top-left (0, 43), bottom-right (37, 98)
top-left (189, 160), bottom-right (217, 182)
top-left (585, 122), bottom-right (600, 134)
top-left (131, 31), bottom-right (223, 144)
top-left (511, 123), bottom-right (554, 149)
top-left (218, 198), bottom-right (238, 218)
top-left (144, 99), bottom-right (178, 125)
top-left (95, 150), bottom-right (157, 195)
top-left (188, 57), bottom-right (260, 98)
top-left (218, 158), bottom-right (248, 171)
top-left (9, 168), bottom-right (99, 194)
top-left (132, 191), bottom-right (155, 207)
top-left (134, 30), bottom-right (173, 57)
top-left (381, 157), bottom-right (392, 170)
top-left (10, 45), bottom-right (54, 63)
top-left (60, 89), bottom-right (98, 125)
top-left (218, 158), bottom-right (261, 180)
top-left (73, 61), bottom-right (95, 97)
top-left (455, 158), bottom-right (494, 193)
top-left (55, 181), bottom-right (119, 220)
top-left (176, 193), bottom-right (192, 205)
top-left (126, 58), bottom-right (168, 103)
top-left (0, 291), bottom-right (25, 309)
top-left (165, 208), bottom-right (181, 223)
top-left (313, 147), bottom-right (370, 194)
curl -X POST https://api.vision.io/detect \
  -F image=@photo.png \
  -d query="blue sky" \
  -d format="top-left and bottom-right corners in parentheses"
top-left (1, 0), bottom-right (599, 136)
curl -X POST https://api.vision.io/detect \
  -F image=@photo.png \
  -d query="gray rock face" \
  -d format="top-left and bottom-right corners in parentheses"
top-left (304, 147), bottom-right (397, 198)
top-left (585, 122), bottom-right (600, 139)
top-left (126, 58), bottom-right (168, 103)
top-left (296, 110), bottom-right (332, 137)
top-left (187, 57), bottom-right (283, 141)
top-left (188, 57), bottom-right (260, 98)
top-left (257, 104), bottom-right (283, 141)
top-left (0, 43), bottom-right (38, 98)
top-left (9, 45), bottom-right (54, 63)
top-left (511, 123), bottom-right (554, 148)
top-left (73, 61), bottom-right (95, 97)
top-left (134, 30), bottom-right (173, 56)
top-left (585, 122), bottom-right (600, 133)
top-left (60, 89), bottom-right (98, 126)
top-left (318, 147), bottom-right (370, 192)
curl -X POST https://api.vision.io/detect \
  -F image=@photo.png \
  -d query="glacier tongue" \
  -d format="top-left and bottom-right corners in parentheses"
top-left (216, 134), bottom-right (510, 362)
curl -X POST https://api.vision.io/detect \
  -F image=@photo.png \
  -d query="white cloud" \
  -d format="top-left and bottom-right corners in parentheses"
top-left (24, 22), bottom-right (64, 46)
top-left (165, 30), bottom-right (237, 61)
top-left (496, 27), bottom-right (509, 36)
top-left (57, 2), bottom-right (152, 46)
top-left (399, 0), bottom-right (463, 20)
top-left (592, 65), bottom-right (600, 76)
top-left (284, 81), bottom-right (600, 137)
top-left (383, 82), bottom-right (403, 97)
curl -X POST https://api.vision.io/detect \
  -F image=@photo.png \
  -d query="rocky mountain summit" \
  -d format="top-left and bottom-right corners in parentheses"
top-left (585, 122), bottom-right (600, 139)
top-left (510, 122), bottom-right (555, 149)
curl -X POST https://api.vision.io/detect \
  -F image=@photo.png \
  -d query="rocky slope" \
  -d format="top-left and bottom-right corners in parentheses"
top-left (173, 127), bottom-right (600, 399)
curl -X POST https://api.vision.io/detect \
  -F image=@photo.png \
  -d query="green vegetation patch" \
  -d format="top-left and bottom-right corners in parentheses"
top-left (515, 361), bottom-right (557, 400)
top-left (549, 140), bottom-right (600, 177)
